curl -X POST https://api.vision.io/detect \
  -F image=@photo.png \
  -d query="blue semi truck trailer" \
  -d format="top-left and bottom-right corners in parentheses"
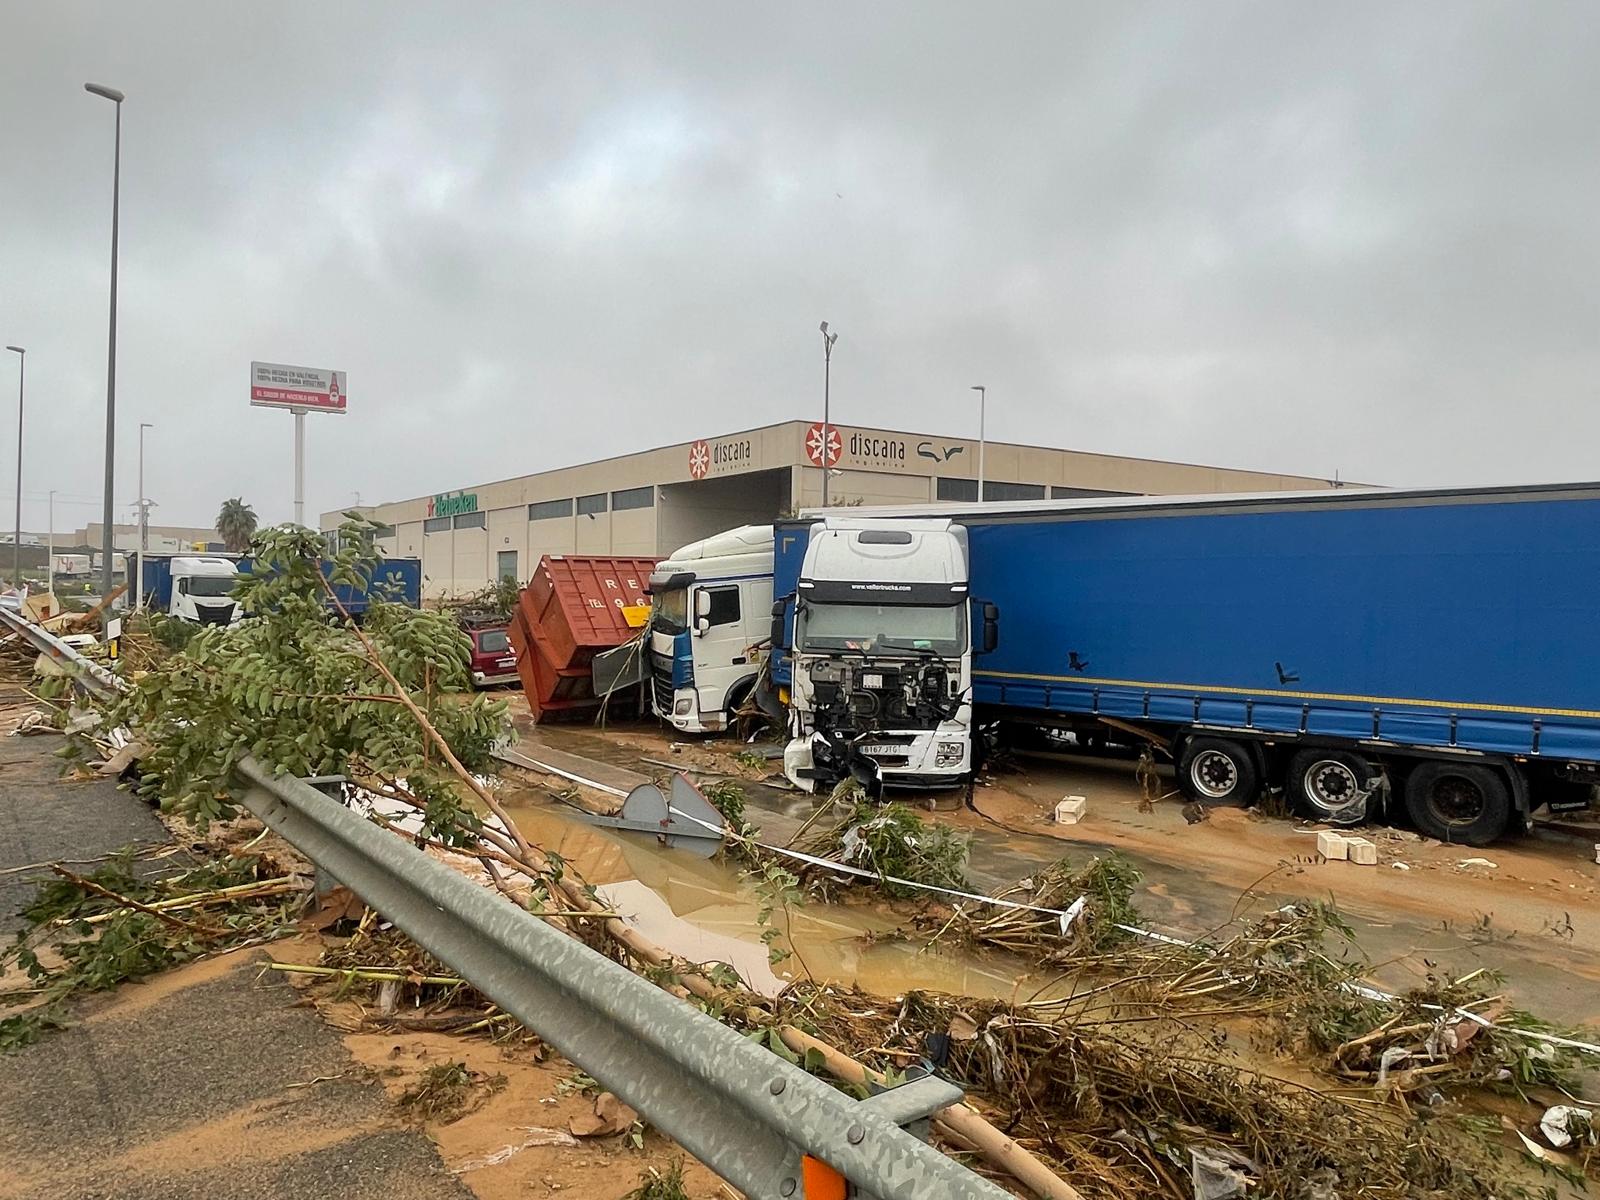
top-left (770, 483), bottom-right (1600, 845)
top-left (138, 553), bottom-right (422, 624)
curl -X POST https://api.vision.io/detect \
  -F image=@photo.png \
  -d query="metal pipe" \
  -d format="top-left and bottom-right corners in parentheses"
top-left (5, 345), bottom-right (22, 588)
top-left (819, 322), bottom-right (838, 507)
top-left (86, 83), bottom-right (124, 624)
top-left (293, 408), bottom-right (305, 526)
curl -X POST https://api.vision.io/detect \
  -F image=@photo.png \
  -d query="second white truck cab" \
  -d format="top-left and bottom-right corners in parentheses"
top-left (781, 517), bottom-right (986, 792)
top-left (647, 525), bottom-right (774, 733)
top-left (168, 556), bottom-right (244, 625)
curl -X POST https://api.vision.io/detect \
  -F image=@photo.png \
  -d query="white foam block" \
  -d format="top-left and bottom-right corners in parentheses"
top-left (1317, 830), bottom-right (1349, 860)
top-left (1345, 837), bottom-right (1378, 866)
top-left (1054, 795), bottom-right (1087, 824)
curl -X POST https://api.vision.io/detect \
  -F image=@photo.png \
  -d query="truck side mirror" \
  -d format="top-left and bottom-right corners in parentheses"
top-left (979, 601), bottom-right (999, 654)
top-left (694, 615), bottom-right (710, 637)
top-left (177, 578), bottom-right (189, 595)
top-left (769, 594), bottom-right (791, 653)
top-left (693, 590), bottom-right (712, 620)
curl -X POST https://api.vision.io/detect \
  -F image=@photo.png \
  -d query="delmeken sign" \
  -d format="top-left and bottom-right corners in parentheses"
top-left (429, 491), bottom-right (479, 518)
top-left (250, 361), bottom-right (347, 412)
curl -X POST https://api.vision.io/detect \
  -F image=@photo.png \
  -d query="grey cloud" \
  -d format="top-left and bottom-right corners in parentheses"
top-left (2, 1), bottom-right (1598, 534)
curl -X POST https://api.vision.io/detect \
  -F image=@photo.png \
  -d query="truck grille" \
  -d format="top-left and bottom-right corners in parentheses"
top-left (649, 653), bottom-right (673, 714)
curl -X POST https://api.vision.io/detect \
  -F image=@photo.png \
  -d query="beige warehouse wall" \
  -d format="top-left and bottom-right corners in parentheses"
top-left (486, 507), bottom-right (529, 584)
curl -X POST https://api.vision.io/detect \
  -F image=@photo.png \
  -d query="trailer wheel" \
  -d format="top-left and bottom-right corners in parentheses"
top-left (1177, 737), bottom-right (1259, 807)
top-left (1287, 749), bottom-right (1375, 825)
top-left (1403, 761), bottom-right (1510, 845)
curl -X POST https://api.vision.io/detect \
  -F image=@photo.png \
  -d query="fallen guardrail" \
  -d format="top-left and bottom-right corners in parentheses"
top-left (4, 605), bottom-right (1009, 1199)
top-left (0, 605), bottom-right (121, 699)
top-left (235, 758), bottom-right (1007, 1200)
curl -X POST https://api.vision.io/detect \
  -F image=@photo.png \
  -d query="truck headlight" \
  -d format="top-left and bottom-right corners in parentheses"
top-left (674, 699), bottom-right (693, 716)
top-left (936, 740), bottom-right (964, 767)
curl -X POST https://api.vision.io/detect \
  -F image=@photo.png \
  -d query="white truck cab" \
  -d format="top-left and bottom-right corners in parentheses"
top-left (782, 517), bottom-right (990, 792)
top-left (647, 525), bottom-right (774, 733)
top-left (169, 556), bottom-right (243, 625)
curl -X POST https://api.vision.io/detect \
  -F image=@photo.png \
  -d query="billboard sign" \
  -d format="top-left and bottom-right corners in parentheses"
top-left (250, 361), bottom-right (347, 412)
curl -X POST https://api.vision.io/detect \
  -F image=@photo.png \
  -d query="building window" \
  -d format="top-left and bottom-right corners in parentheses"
top-left (528, 498), bottom-right (572, 521)
top-left (423, 516), bottom-right (451, 533)
top-left (703, 585), bottom-right (740, 627)
top-left (372, 524), bottom-right (396, 539)
top-left (936, 477), bottom-right (978, 502)
top-left (497, 550), bottom-right (519, 583)
top-left (982, 481), bottom-right (1046, 502)
top-left (453, 512), bottom-right (486, 529)
top-left (612, 485), bottom-right (654, 511)
top-left (576, 492), bottom-right (608, 516)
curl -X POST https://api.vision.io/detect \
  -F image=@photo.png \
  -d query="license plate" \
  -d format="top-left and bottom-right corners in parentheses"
top-left (861, 673), bottom-right (885, 689)
top-left (858, 744), bottom-right (903, 756)
top-left (498, 658), bottom-right (516, 668)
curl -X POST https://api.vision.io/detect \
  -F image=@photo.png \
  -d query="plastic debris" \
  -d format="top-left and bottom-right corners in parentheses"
top-left (1189, 1146), bottom-right (1257, 1200)
top-left (1539, 1104), bottom-right (1594, 1149)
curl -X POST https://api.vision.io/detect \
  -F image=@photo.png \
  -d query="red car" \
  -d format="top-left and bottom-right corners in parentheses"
top-left (468, 625), bottom-right (518, 688)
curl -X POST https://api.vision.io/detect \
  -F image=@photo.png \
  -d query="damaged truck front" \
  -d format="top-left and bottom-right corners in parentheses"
top-left (775, 518), bottom-right (995, 792)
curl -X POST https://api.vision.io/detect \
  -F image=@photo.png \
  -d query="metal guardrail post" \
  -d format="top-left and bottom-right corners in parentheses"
top-left (235, 757), bottom-right (1009, 1200)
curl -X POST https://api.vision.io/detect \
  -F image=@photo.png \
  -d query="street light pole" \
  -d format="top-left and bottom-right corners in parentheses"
top-left (819, 321), bottom-right (838, 507)
top-left (86, 81), bottom-right (124, 621)
top-left (970, 385), bottom-right (987, 502)
top-left (136, 421), bottom-right (152, 610)
top-left (5, 346), bottom-right (22, 589)
top-left (46, 490), bottom-right (54, 604)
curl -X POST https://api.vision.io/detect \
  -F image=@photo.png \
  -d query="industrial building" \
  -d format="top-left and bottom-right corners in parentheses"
top-left (323, 419), bottom-right (1348, 598)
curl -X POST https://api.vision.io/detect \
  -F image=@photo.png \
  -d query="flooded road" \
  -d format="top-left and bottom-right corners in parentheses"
top-left (496, 783), bottom-right (1059, 1001)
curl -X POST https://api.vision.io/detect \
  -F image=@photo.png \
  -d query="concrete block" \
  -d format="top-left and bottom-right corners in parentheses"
top-left (1054, 795), bottom-right (1087, 824)
top-left (1346, 837), bottom-right (1378, 866)
top-left (1317, 830), bottom-right (1349, 860)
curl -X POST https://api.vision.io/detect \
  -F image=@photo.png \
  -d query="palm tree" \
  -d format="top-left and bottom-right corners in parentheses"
top-left (216, 498), bottom-right (259, 553)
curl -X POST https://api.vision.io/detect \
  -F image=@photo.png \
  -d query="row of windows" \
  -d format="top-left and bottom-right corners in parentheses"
top-left (933, 479), bottom-right (1131, 502)
top-left (408, 479), bottom-right (1133, 537)
top-left (418, 488), bottom-right (659, 534)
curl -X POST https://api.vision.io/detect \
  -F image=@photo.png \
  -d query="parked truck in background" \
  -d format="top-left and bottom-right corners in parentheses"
top-left (773, 484), bottom-right (1600, 845)
top-left (647, 525), bottom-right (774, 733)
top-left (139, 556), bottom-right (248, 624)
top-left (138, 554), bottom-right (422, 624)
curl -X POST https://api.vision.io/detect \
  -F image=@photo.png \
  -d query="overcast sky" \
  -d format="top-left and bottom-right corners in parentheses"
top-left (2, 3), bottom-right (1597, 532)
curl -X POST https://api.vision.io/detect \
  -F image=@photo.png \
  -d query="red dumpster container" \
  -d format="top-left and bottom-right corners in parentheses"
top-left (510, 555), bottom-right (657, 721)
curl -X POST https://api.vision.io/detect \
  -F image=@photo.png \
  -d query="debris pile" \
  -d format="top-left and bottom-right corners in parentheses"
top-left (0, 847), bottom-right (307, 1049)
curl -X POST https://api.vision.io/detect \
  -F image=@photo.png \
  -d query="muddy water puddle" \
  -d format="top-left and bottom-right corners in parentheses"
top-left (495, 785), bottom-right (1057, 1001)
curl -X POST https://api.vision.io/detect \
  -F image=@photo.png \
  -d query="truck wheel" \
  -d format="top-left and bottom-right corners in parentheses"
top-left (1403, 761), bottom-right (1511, 845)
top-left (1287, 749), bottom-right (1375, 825)
top-left (1177, 737), bottom-right (1259, 807)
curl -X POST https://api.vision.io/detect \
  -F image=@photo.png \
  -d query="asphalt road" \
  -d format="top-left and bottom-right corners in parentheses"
top-left (0, 731), bottom-right (474, 1200)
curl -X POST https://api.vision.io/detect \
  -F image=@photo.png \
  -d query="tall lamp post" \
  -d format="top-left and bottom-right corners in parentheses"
top-left (5, 346), bottom-right (22, 588)
top-left (46, 490), bottom-right (55, 603)
top-left (135, 421), bottom-right (153, 609)
top-left (971, 385), bottom-right (987, 502)
top-left (86, 81), bottom-right (124, 620)
top-left (819, 321), bottom-right (838, 506)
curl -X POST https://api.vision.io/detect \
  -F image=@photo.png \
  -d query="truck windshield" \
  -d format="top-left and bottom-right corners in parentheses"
top-left (187, 576), bottom-right (237, 598)
top-left (798, 601), bottom-right (965, 655)
top-left (654, 587), bottom-right (688, 633)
